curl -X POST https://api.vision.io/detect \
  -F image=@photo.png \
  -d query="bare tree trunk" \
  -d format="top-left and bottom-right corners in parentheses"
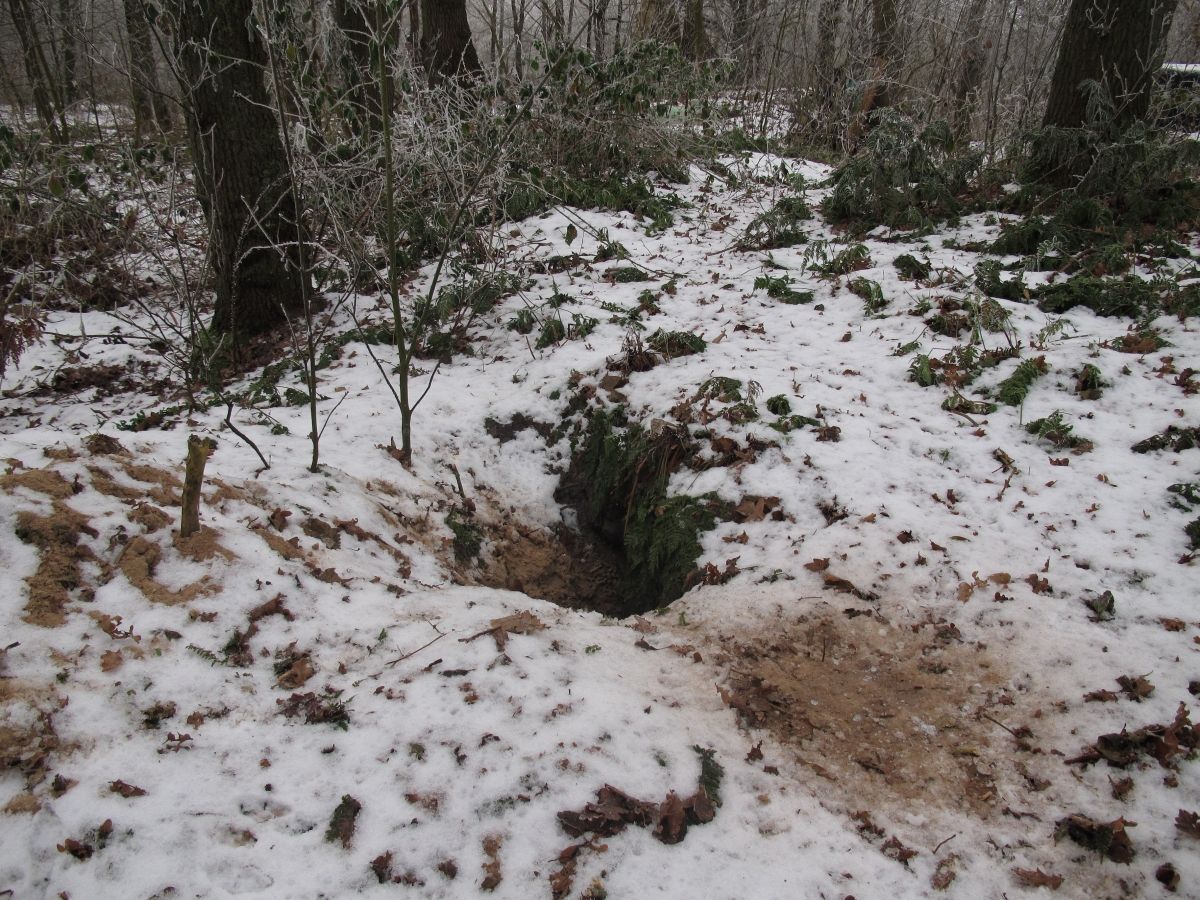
top-left (124, 0), bottom-right (170, 141)
top-left (634, 0), bottom-right (681, 43)
top-left (950, 0), bottom-right (991, 138)
top-left (1043, 0), bottom-right (1178, 130)
top-left (171, 0), bottom-right (305, 337)
top-left (420, 0), bottom-right (483, 82)
top-left (862, 0), bottom-right (901, 116)
top-left (511, 0), bottom-right (527, 75)
top-left (180, 436), bottom-right (216, 539)
top-left (333, 0), bottom-right (384, 135)
top-left (57, 0), bottom-right (75, 104)
top-left (681, 0), bottom-right (709, 60)
top-left (7, 0), bottom-right (65, 138)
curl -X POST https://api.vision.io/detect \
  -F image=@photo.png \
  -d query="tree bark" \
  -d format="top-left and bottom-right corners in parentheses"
top-left (950, 0), bottom-right (990, 139)
top-left (680, 0), bottom-right (709, 61)
top-left (171, 0), bottom-right (304, 337)
top-left (333, 0), bottom-right (384, 136)
top-left (1043, 0), bottom-right (1178, 131)
top-left (862, 0), bottom-right (901, 116)
top-left (180, 435), bottom-right (216, 539)
top-left (124, 0), bottom-right (170, 141)
top-left (420, 0), bottom-right (482, 83)
top-left (634, 0), bottom-right (681, 44)
top-left (57, 0), bottom-right (76, 104)
top-left (7, 0), bottom-right (65, 139)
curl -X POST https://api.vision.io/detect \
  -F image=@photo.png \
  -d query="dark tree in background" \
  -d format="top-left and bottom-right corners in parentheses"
top-left (333, 0), bottom-right (384, 136)
top-left (7, 0), bottom-right (66, 139)
top-left (420, 0), bottom-right (482, 83)
top-left (123, 0), bottom-right (170, 141)
top-left (172, 0), bottom-right (303, 337)
top-left (863, 0), bottom-right (902, 116)
top-left (1043, 0), bottom-right (1178, 131)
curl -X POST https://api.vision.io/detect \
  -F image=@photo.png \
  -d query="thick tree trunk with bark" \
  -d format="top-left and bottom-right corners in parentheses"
top-left (333, 0), bottom-right (384, 136)
top-left (680, 0), bottom-right (709, 61)
top-left (862, 0), bottom-right (900, 116)
top-left (634, 0), bottom-right (681, 43)
top-left (7, 0), bottom-right (65, 138)
top-left (1043, 0), bottom-right (1178, 131)
top-left (420, 0), bottom-right (482, 83)
top-left (950, 0), bottom-right (990, 139)
top-left (57, 0), bottom-right (76, 104)
top-left (172, 0), bottom-right (303, 337)
top-left (124, 0), bottom-right (170, 141)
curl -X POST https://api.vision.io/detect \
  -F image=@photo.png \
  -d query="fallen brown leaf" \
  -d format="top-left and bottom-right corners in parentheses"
top-left (1013, 867), bottom-right (1063, 889)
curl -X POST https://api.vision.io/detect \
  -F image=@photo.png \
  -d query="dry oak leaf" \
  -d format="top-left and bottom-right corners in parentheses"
top-left (481, 835), bottom-right (503, 891)
top-left (1026, 574), bottom-right (1052, 594)
top-left (1176, 809), bottom-right (1200, 839)
top-left (804, 558), bottom-right (830, 572)
top-left (100, 650), bottom-right (123, 672)
top-left (109, 780), bottom-right (146, 798)
top-left (276, 656), bottom-right (315, 690)
top-left (1055, 814), bottom-right (1135, 864)
top-left (1013, 868), bottom-right (1063, 890)
top-left (324, 794), bottom-right (361, 849)
top-left (628, 616), bottom-right (658, 635)
top-left (731, 495), bottom-right (780, 522)
top-left (462, 611), bottom-right (547, 651)
top-left (1116, 674), bottom-right (1154, 702)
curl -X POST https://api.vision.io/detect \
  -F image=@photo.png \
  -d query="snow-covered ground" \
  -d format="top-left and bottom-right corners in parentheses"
top-left (2, 153), bottom-right (1198, 898)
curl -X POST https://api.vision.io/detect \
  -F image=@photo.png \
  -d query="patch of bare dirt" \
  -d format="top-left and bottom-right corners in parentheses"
top-left (255, 527), bottom-right (307, 561)
top-left (117, 536), bottom-right (214, 605)
top-left (129, 502), bottom-right (171, 534)
top-left (2, 467), bottom-right (77, 500)
top-left (120, 462), bottom-right (182, 506)
top-left (478, 521), bottom-right (629, 617)
top-left (14, 505), bottom-right (105, 627)
top-left (0, 679), bottom-right (65, 791)
top-left (174, 528), bottom-right (238, 563)
top-left (705, 605), bottom-right (1036, 819)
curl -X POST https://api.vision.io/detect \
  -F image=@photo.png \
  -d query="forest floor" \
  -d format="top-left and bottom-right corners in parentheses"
top-left (1, 151), bottom-right (1199, 899)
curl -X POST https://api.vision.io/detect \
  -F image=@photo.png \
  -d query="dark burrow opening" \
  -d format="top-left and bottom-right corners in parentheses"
top-left (471, 409), bottom-right (720, 618)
